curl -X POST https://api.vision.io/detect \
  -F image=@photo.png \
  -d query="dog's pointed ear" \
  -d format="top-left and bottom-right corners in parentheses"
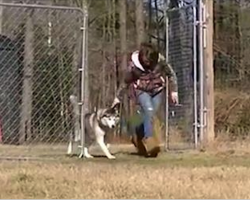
top-left (101, 108), bottom-right (112, 118)
top-left (102, 113), bottom-right (108, 118)
top-left (106, 107), bottom-right (117, 116)
top-left (97, 109), bottom-right (107, 120)
top-left (110, 102), bottom-right (121, 113)
top-left (103, 108), bottom-right (113, 116)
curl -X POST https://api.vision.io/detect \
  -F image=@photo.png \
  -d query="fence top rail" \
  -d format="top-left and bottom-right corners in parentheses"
top-left (0, 2), bottom-right (87, 16)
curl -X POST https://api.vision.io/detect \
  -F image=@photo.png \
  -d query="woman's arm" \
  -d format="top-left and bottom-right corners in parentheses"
top-left (158, 53), bottom-right (179, 104)
top-left (158, 53), bottom-right (178, 92)
top-left (115, 67), bottom-right (143, 102)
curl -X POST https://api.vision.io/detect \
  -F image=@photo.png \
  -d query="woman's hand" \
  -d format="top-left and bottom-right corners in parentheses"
top-left (171, 92), bottom-right (179, 104)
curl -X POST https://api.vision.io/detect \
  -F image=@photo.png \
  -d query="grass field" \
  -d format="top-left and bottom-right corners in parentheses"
top-left (1, 141), bottom-right (250, 199)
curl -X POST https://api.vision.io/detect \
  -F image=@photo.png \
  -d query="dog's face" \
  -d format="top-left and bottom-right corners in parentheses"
top-left (99, 106), bottom-right (120, 129)
top-left (101, 113), bottom-right (118, 129)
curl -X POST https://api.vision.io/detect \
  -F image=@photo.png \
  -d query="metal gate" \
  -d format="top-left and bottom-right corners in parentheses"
top-left (164, 1), bottom-right (205, 150)
top-left (0, 2), bottom-right (87, 159)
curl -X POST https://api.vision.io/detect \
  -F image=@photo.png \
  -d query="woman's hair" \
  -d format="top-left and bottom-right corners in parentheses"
top-left (138, 42), bottom-right (159, 68)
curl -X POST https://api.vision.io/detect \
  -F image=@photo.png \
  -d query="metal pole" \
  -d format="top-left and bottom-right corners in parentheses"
top-left (164, 0), bottom-right (169, 152)
top-left (84, 6), bottom-right (89, 112)
top-left (198, 0), bottom-right (204, 143)
top-left (193, 1), bottom-right (198, 149)
top-left (79, 7), bottom-right (88, 159)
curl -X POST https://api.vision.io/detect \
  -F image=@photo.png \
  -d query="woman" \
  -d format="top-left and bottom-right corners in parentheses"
top-left (112, 42), bottom-right (178, 157)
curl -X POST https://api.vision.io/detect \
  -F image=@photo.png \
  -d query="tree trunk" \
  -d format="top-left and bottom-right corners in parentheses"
top-left (234, 2), bottom-right (243, 82)
top-left (135, 0), bottom-right (144, 47)
top-left (119, 0), bottom-right (127, 74)
top-left (72, 26), bottom-right (81, 98)
top-left (112, 0), bottom-right (117, 95)
top-left (71, 13), bottom-right (81, 145)
top-left (154, 0), bottom-right (160, 48)
top-left (0, 0), bottom-right (3, 35)
top-left (119, 0), bottom-right (128, 135)
top-left (19, 8), bottom-right (34, 144)
top-left (148, 0), bottom-right (152, 43)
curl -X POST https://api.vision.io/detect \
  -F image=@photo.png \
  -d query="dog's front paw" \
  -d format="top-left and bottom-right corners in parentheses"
top-left (84, 154), bottom-right (94, 159)
top-left (67, 142), bottom-right (73, 155)
top-left (108, 155), bottom-right (116, 160)
top-left (85, 155), bottom-right (94, 159)
top-left (83, 147), bottom-right (94, 158)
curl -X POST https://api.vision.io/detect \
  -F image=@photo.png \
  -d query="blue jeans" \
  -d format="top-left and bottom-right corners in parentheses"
top-left (136, 91), bottom-right (162, 138)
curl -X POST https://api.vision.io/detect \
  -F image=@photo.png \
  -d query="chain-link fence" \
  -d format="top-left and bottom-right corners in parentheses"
top-left (0, 3), bottom-right (86, 159)
top-left (164, 4), bottom-right (199, 150)
top-left (85, 2), bottom-right (201, 150)
top-left (214, 1), bottom-right (249, 89)
top-left (0, 1), bottom-right (204, 159)
top-left (214, 1), bottom-right (250, 139)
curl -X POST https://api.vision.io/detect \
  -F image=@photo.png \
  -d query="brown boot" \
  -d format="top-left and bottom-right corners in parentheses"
top-left (131, 134), bottom-right (138, 148)
top-left (142, 137), bottom-right (160, 158)
top-left (131, 134), bottom-right (147, 156)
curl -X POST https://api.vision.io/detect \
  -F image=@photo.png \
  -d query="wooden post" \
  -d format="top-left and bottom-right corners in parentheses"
top-left (203, 0), bottom-right (215, 144)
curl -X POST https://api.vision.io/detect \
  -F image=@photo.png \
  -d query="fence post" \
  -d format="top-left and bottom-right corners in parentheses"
top-left (193, 1), bottom-right (198, 149)
top-left (198, 0), bottom-right (205, 144)
top-left (79, 6), bottom-right (88, 159)
top-left (164, 0), bottom-right (169, 152)
top-left (203, 0), bottom-right (215, 145)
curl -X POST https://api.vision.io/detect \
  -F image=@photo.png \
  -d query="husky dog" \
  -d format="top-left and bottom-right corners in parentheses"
top-left (67, 95), bottom-right (120, 159)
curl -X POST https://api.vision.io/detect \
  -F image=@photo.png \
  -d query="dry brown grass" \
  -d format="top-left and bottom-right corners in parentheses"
top-left (1, 160), bottom-right (250, 199)
top-left (215, 88), bottom-right (250, 138)
top-left (2, 133), bottom-right (250, 199)
top-left (1, 145), bottom-right (250, 199)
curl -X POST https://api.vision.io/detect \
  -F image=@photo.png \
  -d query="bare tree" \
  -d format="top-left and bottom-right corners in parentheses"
top-left (154, 0), bottom-right (160, 48)
top-left (119, 0), bottom-right (127, 74)
top-left (135, 0), bottom-right (144, 47)
top-left (118, 0), bottom-right (129, 134)
top-left (148, 0), bottom-right (152, 43)
top-left (112, 0), bottom-right (117, 94)
top-left (0, 0), bottom-right (3, 34)
top-left (19, 7), bottom-right (34, 144)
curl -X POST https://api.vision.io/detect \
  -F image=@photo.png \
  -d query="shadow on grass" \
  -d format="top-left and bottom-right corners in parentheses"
top-left (19, 146), bottom-right (250, 169)
top-left (63, 150), bottom-right (250, 168)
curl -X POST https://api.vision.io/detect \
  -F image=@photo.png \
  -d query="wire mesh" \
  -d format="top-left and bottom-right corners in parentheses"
top-left (213, 2), bottom-right (250, 138)
top-left (166, 5), bottom-right (196, 150)
top-left (214, 2), bottom-right (250, 89)
top-left (0, 3), bottom-right (85, 158)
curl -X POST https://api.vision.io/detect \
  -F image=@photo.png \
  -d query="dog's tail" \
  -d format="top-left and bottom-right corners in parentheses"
top-left (69, 95), bottom-right (81, 142)
top-left (70, 95), bottom-right (80, 116)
